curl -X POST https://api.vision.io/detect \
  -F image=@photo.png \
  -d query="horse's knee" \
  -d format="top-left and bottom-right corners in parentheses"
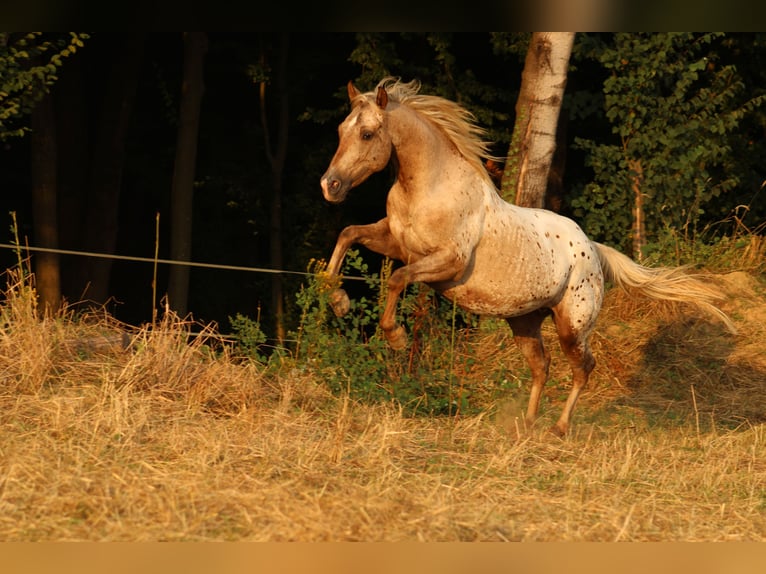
top-left (555, 323), bottom-right (595, 379)
top-left (565, 338), bottom-right (595, 379)
top-left (581, 349), bottom-right (595, 376)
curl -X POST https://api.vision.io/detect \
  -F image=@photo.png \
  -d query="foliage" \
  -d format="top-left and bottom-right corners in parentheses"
top-left (641, 205), bottom-right (766, 273)
top-left (307, 33), bottom-right (517, 152)
top-left (228, 311), bottom-right (269, 363)
top-left (291, 251), bottom-right (392, 400)
top-left (571, 33), bottom-right (766, 251)
top-left (282, 249), bottom-right (492, 416)
top-left (0, 32), bottom-right (88, 140)
top-left (489, 32), bottom-right (531, 60)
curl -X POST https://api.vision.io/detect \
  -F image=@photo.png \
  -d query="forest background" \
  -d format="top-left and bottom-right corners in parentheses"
top-left (1, 32), bottom-right (765, 342)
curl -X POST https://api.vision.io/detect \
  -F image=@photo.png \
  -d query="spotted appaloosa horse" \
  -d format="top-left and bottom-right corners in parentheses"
top-left (320, 77), bottom-right (734, 436)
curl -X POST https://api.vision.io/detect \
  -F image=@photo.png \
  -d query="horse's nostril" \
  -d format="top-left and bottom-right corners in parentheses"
top-left (330, 179), bottom-right (340, 191)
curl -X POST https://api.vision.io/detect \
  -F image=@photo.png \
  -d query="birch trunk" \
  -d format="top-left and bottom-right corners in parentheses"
top-left (501, 32), bottom-right (574, 208)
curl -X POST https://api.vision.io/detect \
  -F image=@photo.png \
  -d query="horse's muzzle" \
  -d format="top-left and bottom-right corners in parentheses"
top-left (320, 174), bottom-right (348, 203)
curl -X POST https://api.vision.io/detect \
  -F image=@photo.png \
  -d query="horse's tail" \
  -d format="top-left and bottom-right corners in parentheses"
top-left (592, 241), bottom-right (736, 334)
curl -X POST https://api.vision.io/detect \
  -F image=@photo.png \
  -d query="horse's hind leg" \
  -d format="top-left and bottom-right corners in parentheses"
top-left (550, 311), bottom-right (596, 437)
top-left (506, 310), bottom-right (551, 430)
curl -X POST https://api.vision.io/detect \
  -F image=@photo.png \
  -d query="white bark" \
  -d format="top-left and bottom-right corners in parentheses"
top-left (506, 32), bottom-right (574, 209)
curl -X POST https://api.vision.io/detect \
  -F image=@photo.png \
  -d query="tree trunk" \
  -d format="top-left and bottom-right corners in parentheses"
top-left (167, 32), bottom-right (208, 317)
top-left (629, 158), bottom-right (646, 261)
top-left (82, 33), bottom-right (143, 305)
top-left (30, 92), bottom-right (61, 315)
top-left (544, 110), bottom-right (568, 213)
top-left (260, 34), bottom-right (290, 343)
top-left (501, 32), bottom-right (575, 208)
top-left (54, 51), bottom-right (90, 304)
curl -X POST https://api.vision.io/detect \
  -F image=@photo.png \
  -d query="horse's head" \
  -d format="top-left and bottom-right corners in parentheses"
top-left (320, 81), bottom-right (393, 203)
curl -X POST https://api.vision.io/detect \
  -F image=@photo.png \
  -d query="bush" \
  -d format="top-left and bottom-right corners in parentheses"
top-left (285, 249), bottom-right (497, 416)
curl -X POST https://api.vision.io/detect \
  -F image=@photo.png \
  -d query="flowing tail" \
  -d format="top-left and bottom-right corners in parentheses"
top-left (592, 242), bottom-right (736, 334)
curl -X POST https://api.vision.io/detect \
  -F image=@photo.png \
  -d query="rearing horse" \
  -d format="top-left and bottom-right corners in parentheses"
top-left (320, 77), bottom-right (734, 436)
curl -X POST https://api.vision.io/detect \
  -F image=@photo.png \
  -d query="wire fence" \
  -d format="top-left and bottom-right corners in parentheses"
top-left (0, 241), bottom-right (371, 343)
top-left (0, 242), bottom-right (367, 281)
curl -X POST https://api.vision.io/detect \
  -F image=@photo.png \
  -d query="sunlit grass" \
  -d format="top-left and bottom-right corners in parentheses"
top-left (0, 240), bottom-right (764, 541)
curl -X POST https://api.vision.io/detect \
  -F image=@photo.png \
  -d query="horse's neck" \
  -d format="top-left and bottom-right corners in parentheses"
top-left (389, 106), bottom-right (455, 189)
top-left (386, 105), bottom-right (500, 221)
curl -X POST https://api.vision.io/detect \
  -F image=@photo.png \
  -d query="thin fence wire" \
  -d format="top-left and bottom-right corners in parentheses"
top-left (0, 242), bottom-right (367, 281)
top-left (0, 241), bottom-right (369, 343)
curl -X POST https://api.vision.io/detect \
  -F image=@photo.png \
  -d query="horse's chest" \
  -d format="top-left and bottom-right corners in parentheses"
top-left (388, 209), bottom-right (449, 258)
top-left (387, 190), bottom-right (478, 259)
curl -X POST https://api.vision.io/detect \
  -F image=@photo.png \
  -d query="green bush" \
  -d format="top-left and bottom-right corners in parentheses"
top-left (228, 312), bottom-right (270, 363)
top-left (286, 249), bottom-right (489, 416)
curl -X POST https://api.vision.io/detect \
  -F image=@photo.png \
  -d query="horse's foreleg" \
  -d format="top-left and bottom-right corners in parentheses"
top-left (327, 219), bottom-right (389, 275)
top-left (506, 311), bottom-right (551, 430)
top-left (379, 250), bottom-right (464, 350)
top-left (326, 219), bottom-right (403, 317)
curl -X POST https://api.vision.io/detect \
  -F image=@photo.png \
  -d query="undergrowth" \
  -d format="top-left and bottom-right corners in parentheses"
top-left (229, 223), bottom-right (765, 421)
top-left (642, 206), bottom-right (766, 274)
top-left (1, 226), bottom-right (765, 541)
top-left (231, 249), bottom-right (497, 416)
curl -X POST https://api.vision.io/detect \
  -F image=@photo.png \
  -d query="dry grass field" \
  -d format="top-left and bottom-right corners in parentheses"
top-left (0, 257), bottom-right (765, 542)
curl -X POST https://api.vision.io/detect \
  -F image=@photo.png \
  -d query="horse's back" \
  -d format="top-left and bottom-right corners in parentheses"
top-left (437, 199), bottom-right (603, 319)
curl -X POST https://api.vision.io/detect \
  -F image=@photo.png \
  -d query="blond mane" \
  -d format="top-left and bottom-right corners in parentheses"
top-left (360, 77), bottom-right (498, 187)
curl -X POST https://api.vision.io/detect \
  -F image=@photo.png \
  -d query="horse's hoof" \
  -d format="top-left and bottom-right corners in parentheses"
top-left (549, 423), bottom-right (568, 438)
top-left (329, 289), bottom-right (350, 317)
top-left (385, 326), bottom-right (408, 350)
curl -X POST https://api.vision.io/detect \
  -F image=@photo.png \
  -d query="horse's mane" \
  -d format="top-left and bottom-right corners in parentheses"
top-left (361, 77), bottom-right (499, 187)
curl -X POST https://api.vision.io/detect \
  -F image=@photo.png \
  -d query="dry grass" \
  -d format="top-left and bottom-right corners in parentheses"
top-left (0, 267), bottom-right (765, 541)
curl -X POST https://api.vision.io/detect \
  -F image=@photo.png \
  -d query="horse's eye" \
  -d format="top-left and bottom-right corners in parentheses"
top-left (361, 130), bottom-right (373, 141)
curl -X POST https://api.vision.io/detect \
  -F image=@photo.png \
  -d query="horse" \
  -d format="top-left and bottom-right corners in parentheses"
top-left (319, 77), bottom-right (735, 436)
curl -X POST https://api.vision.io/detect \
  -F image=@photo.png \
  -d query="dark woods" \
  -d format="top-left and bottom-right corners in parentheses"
top-left (2, 33), bottom-right (765, 341)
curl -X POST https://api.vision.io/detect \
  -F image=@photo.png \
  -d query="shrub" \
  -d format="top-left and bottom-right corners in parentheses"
top-left (285, 249), bottom-right (496, 416)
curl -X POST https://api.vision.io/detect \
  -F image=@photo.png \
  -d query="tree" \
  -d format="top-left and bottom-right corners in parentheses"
top-left (572, 33), bottom-right (766, 258)
top-left (168, 32), bottom-right (208, 316)
top-left (251, 33), bottom-right (290, 342)
top-left (500, 32), bottom-right (575, 208)
top-left (1, 32), bottom-right (86, 313)
top-left (0, 32), bottom-right (87, 140)
top-left (30, 91), bottom-right (60, 314)
top-left (81, 33), bottom-right (144, 305)
top-left (55, 43), bottom-right (90, 304)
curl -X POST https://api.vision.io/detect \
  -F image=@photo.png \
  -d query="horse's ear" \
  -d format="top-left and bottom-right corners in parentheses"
top-left (347, 81), bottom-right (361, 102)
top-left (375, 86), bottom-right (388, 109)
